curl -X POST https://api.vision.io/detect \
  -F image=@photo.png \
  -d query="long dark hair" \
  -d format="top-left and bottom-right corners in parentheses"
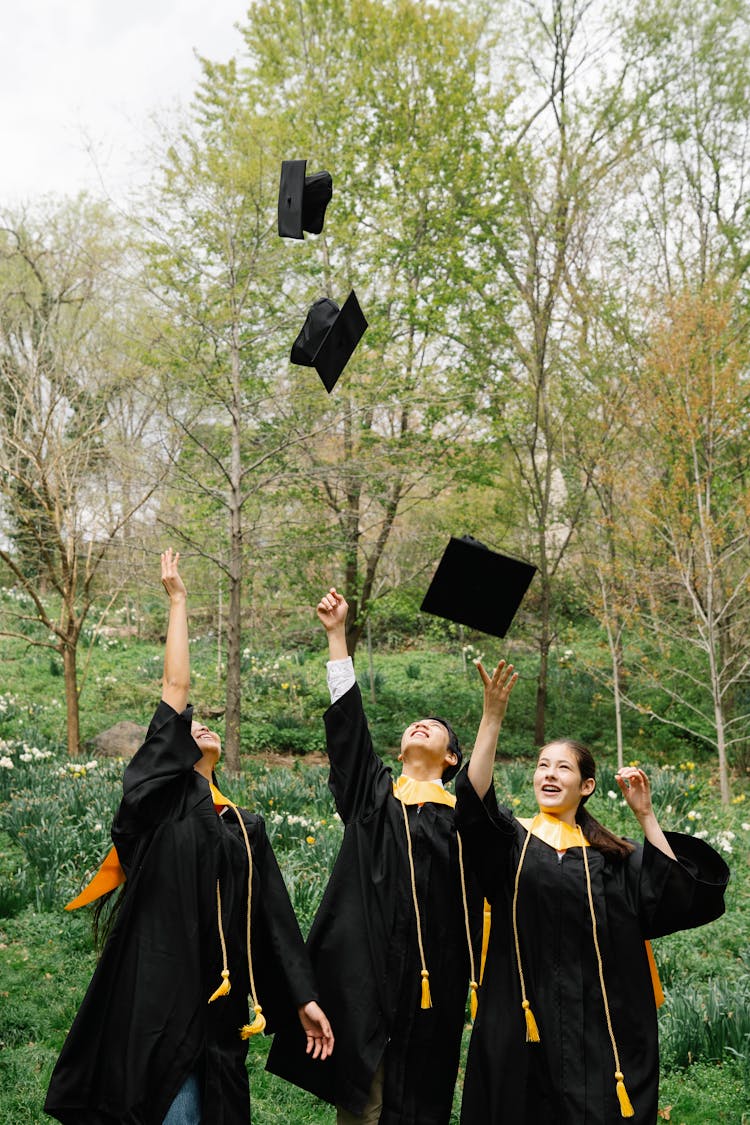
top-left (92, 885), bottom-right (126, 952)
top-left (549, 739), bottom-right (635, 860)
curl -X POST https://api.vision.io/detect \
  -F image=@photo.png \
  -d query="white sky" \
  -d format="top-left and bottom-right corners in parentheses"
top-left (1, 0), bottom-right (249, 205)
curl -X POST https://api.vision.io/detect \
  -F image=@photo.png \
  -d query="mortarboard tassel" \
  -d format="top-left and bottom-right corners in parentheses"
top-left (615, 1072), bottom-right (635, 1118)
top-left (522, 998), bottom-right (540, 1042)
top-left (469, 980), bottom-right (478, 1021)
top-left (420, 969), bottom-right (432, 1009)
top-left (240, 1005), bottom-right (267, 1038)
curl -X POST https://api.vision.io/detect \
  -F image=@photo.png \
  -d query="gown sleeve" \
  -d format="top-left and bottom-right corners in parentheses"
top-left (635, 830), bottom-right (730, 938)
top-left (454, 768), bottom-right (518, 901)
top-left (111, 701), bottom-right (200, 867)
top-left (322, 682), bottom-right (393, 824)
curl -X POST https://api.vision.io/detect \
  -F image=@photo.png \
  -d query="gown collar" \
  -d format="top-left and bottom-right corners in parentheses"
top-left (517, 810), bottom-right (589, 850)
top-left (393, 774), bottom-right (456, 808)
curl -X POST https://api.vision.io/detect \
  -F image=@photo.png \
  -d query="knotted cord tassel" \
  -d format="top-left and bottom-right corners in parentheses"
top-left (469, 980), bottom-right (478, 1021)
top-left (615, 1072), bottom-right (635, 1118)
top-left (208, 968), bottom-right (231, 1002)
top-left (522, 999), bottom-right (540, 1042)
top-left (240, 1005), bottom-right (266, 1039)
top-left (420, 969), bottom-right (432, 1009)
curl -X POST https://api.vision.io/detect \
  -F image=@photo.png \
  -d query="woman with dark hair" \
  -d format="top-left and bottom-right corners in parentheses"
top-left (455, 660), bottom-right (729, 1125)
top-left (45, 550), bottom-right (333, 1125)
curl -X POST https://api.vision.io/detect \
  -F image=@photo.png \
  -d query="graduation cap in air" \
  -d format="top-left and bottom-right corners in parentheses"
top-left (290, 290), bottom-right (368, 392)
top-left (278, 159), bottom-right (333, 239)
top-left (420, 535), bottom-right (536, 638)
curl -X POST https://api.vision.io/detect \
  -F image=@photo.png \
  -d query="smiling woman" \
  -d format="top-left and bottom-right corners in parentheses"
top-left (454, 663), bottom-right (730, 1125)
top-left (44, 550), bottom-right (333, 1125)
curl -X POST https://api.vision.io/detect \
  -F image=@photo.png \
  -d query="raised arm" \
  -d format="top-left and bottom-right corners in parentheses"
top-left (466, 660), bottom-right (518, 799)
top-left (616, 767), bottom-right (677, 860)
top-left (317, 587), bottom-right (349, 661)
top-left (160, 548), bottom-right (189, 714)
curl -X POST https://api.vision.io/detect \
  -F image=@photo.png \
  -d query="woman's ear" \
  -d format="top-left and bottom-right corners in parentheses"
top-left (582, 777), bottom-right (596, 798)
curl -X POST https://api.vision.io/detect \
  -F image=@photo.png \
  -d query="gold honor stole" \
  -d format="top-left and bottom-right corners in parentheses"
top-left (392, 774), bottom-right (457, 808)
top-left (65, 782), bottom-right (235, 911)
top-left (507, 811), bottom-right (664, 1008)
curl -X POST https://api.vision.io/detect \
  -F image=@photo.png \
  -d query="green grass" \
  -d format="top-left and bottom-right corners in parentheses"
top-left (0, 628), bottom-right (748, 1122)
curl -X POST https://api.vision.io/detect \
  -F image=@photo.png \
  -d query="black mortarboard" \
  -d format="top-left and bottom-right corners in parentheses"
top-left (278, 159), bottom-right (333, 239)
top-left (420, 536), bottom-right (536, 638)
top-left (290, 290), bottom-right (368, 392)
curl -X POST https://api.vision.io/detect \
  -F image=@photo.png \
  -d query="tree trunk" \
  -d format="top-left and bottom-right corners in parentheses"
top-left (223, 329), bottom-right (244, 776)
top-left (62, 641), bottom-right (81, 757)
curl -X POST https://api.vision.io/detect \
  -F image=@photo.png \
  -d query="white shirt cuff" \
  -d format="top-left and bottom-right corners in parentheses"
top-left (326, 657), bottom-right (356, 703)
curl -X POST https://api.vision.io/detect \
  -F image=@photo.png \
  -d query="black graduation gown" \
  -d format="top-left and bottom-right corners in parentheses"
top-left (266, 683), bottom-right (482, 1124)
top-left (454, 770), bottom-right (730, 1125)
top-left (45, 701), bottom-right (317, 1125)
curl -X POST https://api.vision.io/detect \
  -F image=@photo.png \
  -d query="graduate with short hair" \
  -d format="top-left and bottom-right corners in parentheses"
top-left (45, 550), bottom-right (333, 1125)
top-left (455, 659), bottom-right (730, 1124)
top-left (267, 587), bottom-right (483, 1124)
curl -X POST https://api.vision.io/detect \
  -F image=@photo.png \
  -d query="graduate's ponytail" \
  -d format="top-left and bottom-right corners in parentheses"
top-left (92, 886), bottom-right (125, 952)
top-left (561, 740), bottom-right (636, 861)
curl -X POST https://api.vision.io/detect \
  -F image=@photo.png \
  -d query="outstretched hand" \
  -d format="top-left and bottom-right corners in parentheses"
top-left (161, 548), bottom-right (187, 601)
top-left (298, 1000), bottom-right (334, 1061)
top-left (615, 766), bottom-right (653, 819)
top-left (475, 660), bottom-right (517, 725)
top-left (317, 587), bottom-right (348, 632)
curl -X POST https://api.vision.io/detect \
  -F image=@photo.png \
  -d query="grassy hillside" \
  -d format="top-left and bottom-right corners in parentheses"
top-left (1, 633), bottom-right (748, 1123)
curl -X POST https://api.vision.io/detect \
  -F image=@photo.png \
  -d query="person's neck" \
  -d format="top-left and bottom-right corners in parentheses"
top-left (401, 761), bottom-right (443, 784)
top-left (537, 807), bottom-right (577, 827)
top-left (194, 757), bottom-right (215, 781)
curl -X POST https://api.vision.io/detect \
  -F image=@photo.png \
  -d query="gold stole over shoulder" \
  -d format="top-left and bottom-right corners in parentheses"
top-left (393, 774), bottom-right (456, 808)
top-left (517, 810), bottom-right (589, 850)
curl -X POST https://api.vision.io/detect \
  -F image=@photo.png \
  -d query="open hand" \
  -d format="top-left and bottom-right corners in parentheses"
top-left (475, 660), bottom-right (517, 725)
top-left (161, 548), bottom-right (187, 601)
top-left (298, 1000), bottom-right (334, 1061)
top-left (317, 587), bottom-right (348, 632)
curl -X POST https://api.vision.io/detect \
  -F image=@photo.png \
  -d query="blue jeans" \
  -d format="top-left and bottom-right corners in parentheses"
top-left (162, 1072), bottom-right (201, 1125)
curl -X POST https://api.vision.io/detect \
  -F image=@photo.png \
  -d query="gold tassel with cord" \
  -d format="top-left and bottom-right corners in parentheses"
top-left (469, 980), bottom-right (478, 1021)
top-left (208, 969), bottom-right (231, 1003)
top-left (420, 969), bottom-right (432, 1009)
top-left (522, 999), bottom-right (540, 1043)
top-left (239, 1005), bottom-right (266, 1039)
top-left (615, 1072), bottom-right (635, 1118)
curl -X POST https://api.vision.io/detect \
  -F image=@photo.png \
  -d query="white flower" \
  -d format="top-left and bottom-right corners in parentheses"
top-left (19, 753), bottom-right (32, 762)
top-left (0, 756), bottom-right (14, 769)
top-left (665, 805), bottom-right (673, 814)
top-left (607, 790), bottom-right (617, 800)
top-left (686, 810), bottom-right (701, 820)
top-left (741, 823), bottom-right (750, 832)
top-left (694, 830), bottom-right (708, 840)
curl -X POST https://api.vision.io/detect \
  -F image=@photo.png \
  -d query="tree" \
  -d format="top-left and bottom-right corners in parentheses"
top-left (0, 199), bottom-right (165, 754)
top-left (621, 284), bottom-right (750, 803)
top-left (462, 0), bottom-right (660, 744)
top-left (234, 0), bottom-right (499, 654)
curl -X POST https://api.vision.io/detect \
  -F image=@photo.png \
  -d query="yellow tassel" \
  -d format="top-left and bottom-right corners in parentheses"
top-left (420, 969), bottom-right (432, 1010)
top-left (522, 999), bottom-right (540, 1042)
top-left (208, 969), bottom-right (230, 1003)
top-left (469, 980), bottom-right (478, 1021)
top-left (239, 1004), bottom-right (266, 1039)
top-left (615, 1072), bottom-right (635, 1117)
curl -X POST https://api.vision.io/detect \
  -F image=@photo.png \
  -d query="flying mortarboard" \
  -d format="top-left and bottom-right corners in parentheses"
top-left (278, 159), bottom-right (333, 239)
top-left (420, 535), bottom-right (536, 638)
top-left (290, 290), bottom-right (368, 392)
